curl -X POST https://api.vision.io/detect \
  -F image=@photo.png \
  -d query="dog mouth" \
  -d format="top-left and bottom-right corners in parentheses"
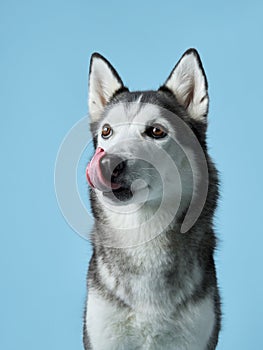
top-left (87, 147), bottom-right (150, 202)
top-left (86, 147), bottom-right (122, 192)
top-left (103, 179), bottom-right (150, 203)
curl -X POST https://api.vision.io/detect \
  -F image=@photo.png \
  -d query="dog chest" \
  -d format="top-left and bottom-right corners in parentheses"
top-left (86, 287), bottom-right (215, 350)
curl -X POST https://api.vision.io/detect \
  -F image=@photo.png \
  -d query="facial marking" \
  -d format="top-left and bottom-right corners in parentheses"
top-left (97, 102), bottom-right (174, 151)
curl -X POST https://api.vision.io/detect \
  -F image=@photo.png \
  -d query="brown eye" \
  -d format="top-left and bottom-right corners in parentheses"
top-left (101, 124), bottom-right (113, 139)
top-left (145, 124), bottom-right (167, 139)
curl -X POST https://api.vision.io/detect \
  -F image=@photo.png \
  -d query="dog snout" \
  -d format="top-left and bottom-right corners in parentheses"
top-left (100, 154), bottom-right (126, 184)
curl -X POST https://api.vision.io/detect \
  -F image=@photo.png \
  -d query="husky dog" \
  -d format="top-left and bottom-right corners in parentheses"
top-left (83, 49), bottom-right (221, 350)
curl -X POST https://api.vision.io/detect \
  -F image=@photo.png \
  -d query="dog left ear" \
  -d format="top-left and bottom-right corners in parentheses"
top-left (160, 49), bottom-right (208, 122)
top-left (88, 53), bottom-right (127, 122)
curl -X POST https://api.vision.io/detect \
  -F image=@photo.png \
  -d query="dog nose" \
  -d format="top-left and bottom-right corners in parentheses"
top-left (100, 154), bottom-right (126, 184)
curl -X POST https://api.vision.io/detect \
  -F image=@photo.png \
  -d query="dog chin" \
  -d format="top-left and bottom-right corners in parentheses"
top-left (103, 187), bottom-right (133, 202)
top-left (102, 184), bottom-right (150, 206)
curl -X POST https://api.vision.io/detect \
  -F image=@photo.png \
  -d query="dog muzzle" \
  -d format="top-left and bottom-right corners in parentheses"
top-left (86, 147), bottom-right (123, 192)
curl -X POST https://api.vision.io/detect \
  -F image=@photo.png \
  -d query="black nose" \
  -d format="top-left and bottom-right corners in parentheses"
top-left (100, 154), bottom-right (126, 184)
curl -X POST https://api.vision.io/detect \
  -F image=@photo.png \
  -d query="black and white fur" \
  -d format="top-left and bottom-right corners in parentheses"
top-left (83, 49), bottom-right (221, 349)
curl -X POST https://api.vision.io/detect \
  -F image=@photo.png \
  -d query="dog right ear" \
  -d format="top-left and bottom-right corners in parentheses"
top-left (88, 53), bottom-right (127, 122)
top-left (160, 49), bottom-right (209, 122)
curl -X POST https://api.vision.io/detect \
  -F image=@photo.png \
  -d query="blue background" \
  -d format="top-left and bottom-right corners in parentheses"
top-left (1, 0), bottom-right (262, 349)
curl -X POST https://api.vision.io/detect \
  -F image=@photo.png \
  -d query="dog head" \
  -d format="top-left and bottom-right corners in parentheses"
top-left (87, 49), bottom-right (209, 208)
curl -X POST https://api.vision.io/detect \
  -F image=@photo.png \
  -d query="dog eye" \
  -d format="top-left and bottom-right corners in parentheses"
top-left (101, 124), bottom-right (113, 139)
top-left (145, 124), bottom-right (167, 139)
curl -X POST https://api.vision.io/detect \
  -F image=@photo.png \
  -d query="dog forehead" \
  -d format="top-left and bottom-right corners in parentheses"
top-left (103, 100), bottom-right (165, 127)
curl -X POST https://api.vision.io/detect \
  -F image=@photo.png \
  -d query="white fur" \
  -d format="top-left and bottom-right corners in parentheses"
top-left (165, 51), bottom-right (208, 121)
top-left (86, 287), bottom-right (215, 350)
top-left (93, 102), bottom-right (192, 247)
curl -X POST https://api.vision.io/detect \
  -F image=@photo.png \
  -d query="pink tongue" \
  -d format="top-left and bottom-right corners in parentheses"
top-left (86, 147), bottom-right (121, 192)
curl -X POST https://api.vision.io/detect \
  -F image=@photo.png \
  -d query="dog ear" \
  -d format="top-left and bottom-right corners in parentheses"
top-left (88, 53), bottom-right (127, 122)
top-left (160, 49), bottom-right (208, 122)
